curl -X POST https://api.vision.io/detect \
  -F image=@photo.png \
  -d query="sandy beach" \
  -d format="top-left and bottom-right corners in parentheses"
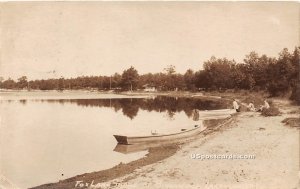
top-left (92, 100), bottom-right (298, 189)
top-left (102, 100), bottom-right (298, 189)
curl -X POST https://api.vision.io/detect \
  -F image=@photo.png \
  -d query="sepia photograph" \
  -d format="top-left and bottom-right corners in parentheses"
top-left (0, 1), bottom-right (299, 189)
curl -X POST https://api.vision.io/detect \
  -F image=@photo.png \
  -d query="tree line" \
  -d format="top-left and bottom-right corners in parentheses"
top-left (0, 47), bottom-right (299, 102)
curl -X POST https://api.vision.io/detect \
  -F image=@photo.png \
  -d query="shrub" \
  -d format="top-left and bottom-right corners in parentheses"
top-left (281, 117), bottom-right (300, 128)
top-left (290, 83), bottom-right (300, 105)
top-left (261, 106), bottom-right (281, 117)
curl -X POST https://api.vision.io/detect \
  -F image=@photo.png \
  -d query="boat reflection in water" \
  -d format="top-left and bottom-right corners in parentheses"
top-left (114, 140), bottom-right (182, 154)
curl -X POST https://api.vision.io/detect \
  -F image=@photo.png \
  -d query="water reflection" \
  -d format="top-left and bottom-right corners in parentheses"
top-left (0, 96), bottom-right (229, 188)
top-left (114, 142), bottom-right (174, 154)
top-left (27, 96), bottom-right (227, 120)
top-left (19, 99), bottom-right (27, 105)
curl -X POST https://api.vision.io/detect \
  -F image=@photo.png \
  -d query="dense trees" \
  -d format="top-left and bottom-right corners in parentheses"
top-left (1, 47), bottom-right (299, 102)
top-left (200, 57), bottom-right (236, 90)
top-left (184, 69), bottom-right (196, 91)
top-left (121, 66), bottom-right (139, 91)
top-left (17, 76), bottom-right (28, 89)
top-left (193, 47), bottom-right (299, 97)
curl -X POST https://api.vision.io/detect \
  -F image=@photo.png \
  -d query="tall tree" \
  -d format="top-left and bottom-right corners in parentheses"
top-left (0, 77), bottom-right (4, 88)
top-left (121, 66), bottom-right (139, 91)
top-left (58, 77), bottom-right (65, 91)
top-left (112, 73), bottom-right (122, 89)
top-left (184, 69), bottom-right (196, 91)
top-left (202, 57), bottom-right (236, 90)
top-left (164, 65), bottom-right (176, 75)
top-left (17, 76), bottom-right (28, 89)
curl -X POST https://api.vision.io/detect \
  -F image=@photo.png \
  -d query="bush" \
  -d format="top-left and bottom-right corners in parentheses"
top-left (290, 83), bottom-right (300, 105)
top-left (261, 106), bottom-right (281, 117)
top-left (267, 80), bottom-right (290, 97)
top-left (281, 117), bottom-right (300, 128)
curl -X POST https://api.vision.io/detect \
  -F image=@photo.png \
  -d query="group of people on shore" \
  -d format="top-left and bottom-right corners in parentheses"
top-left (233, 99), bottom-right (270, 112)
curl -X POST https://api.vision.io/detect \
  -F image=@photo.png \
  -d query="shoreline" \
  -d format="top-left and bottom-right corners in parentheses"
top-left (31, 99), bottom-right (299, 189)
top-left (0, 90), bottom-right (233, 103)
top-left (30, 145), bottom-right (180, 189)
top-left (2, 91), bottom-right (298, 189)
top-left (30, 118), bottom-right (233, 189)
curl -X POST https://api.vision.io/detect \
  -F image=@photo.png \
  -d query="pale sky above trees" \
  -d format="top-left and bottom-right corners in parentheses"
top-left (0, 2), bottom-right (298, 79)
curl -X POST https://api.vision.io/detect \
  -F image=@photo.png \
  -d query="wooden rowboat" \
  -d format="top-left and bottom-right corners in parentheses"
top-left (113, 125), bottom-right (207, 145)
top-left (113, 109), bottom-right (235, 145)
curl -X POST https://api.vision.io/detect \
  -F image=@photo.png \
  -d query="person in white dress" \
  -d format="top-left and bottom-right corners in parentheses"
top-left (233, 99), bottom-right (240, 112)
top-left (247, 101), bottom-right (256, 111)
top-left (258, 99), bottom-right (270, 111)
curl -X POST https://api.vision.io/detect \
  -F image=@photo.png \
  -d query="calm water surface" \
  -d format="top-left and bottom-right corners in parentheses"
top-left (0, 95), bottom-right (227, 188)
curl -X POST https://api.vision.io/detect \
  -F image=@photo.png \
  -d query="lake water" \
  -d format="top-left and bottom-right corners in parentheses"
top-left (0, 93), bottom-right (227, 188)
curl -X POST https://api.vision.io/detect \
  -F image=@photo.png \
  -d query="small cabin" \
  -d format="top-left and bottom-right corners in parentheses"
top-left (143, 84), bottom-right (157, 92)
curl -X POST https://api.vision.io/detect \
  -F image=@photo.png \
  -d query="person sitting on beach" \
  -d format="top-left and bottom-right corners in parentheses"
top-left (233, 99), bottom-right (240, 112)
top-left (264, 100), bottom-right (270, 109)
top-left (247, 101), bottom-right (256, 111)
top-left (258, 99), bottom-right (270, 111)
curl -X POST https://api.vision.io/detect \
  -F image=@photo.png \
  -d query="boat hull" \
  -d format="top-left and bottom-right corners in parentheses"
top-left (113, 125), bottom-right (207, 145)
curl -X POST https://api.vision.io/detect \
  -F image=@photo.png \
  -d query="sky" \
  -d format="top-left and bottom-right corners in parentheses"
top-left (0, 2), bottom-right (299, 80)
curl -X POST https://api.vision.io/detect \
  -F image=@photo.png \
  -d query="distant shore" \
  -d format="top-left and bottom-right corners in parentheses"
top-left (0, 89), bottom-right (226, 101)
